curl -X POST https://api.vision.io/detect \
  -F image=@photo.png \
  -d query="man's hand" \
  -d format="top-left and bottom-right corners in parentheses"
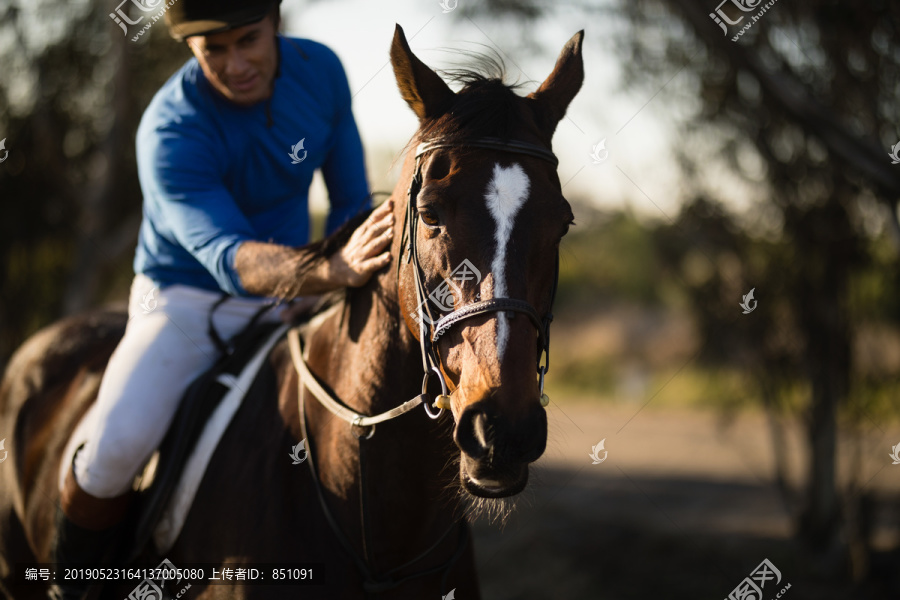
top-left (325, 198), bottom-right (394, 287)
top-left (235, 199), bottom-right (395, 300)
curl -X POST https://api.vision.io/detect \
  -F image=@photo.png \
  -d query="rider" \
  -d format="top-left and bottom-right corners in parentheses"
top-left (49, 1), bottom-right (393, 598)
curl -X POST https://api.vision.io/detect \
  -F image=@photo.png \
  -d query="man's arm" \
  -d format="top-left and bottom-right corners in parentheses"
top-left (234, 198), bottom-right (394, 299)
top-left (139, 120), bottom-right (391, 299)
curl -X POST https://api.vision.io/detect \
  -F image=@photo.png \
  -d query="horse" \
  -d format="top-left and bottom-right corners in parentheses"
top-left (0, 24), bottom-right (583, 600)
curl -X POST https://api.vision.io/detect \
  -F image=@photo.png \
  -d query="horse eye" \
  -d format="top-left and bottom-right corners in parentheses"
top-left (418, 208), bottom-right (440, 227)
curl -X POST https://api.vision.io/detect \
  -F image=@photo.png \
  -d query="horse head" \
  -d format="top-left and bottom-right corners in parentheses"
top-left (390, 25), bottom-right (583, 499)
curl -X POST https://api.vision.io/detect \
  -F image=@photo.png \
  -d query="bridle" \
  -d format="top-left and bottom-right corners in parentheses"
top-left (285, 136), bottom-right (561, 594)
top-left (288, 135), bottom-right (560, 433)
top-left (404, 137), bottom-right (560, 419)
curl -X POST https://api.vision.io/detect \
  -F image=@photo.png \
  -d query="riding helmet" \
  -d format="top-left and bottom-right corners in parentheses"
top-left (166, 0), bottom-right (282, 42)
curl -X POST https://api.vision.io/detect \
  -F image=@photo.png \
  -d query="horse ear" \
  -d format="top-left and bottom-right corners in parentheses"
top-left (390, 24), bottom-right (455, 121)
top-left (528, 31), bottom-right (585, 134)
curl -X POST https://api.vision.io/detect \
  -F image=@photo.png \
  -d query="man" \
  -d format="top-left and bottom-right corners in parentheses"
top-left (49, 1), bottom-right (392, 598)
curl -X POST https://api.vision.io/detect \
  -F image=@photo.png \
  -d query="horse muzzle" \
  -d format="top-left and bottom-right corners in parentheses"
top-left (454, 400), bottom-right (548, 498)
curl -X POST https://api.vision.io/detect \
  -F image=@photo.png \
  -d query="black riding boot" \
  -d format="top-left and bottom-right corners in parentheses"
top-left (47, 506), bottom-right (123, 600)
top-left (47, 461), bottom-right (130, 600)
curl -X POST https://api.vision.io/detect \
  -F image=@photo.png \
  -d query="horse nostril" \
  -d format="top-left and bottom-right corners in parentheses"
top-left (455, 403), bottom-right (548, 464)
top-left (518, 406), bottom-right (548, 463)
top-left (455, 408), bottom-right (492, 459)
top-left (473, 412), bottom-right (492, 449)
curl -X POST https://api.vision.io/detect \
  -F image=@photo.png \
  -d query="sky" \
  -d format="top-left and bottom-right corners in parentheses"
top-left (282, 0), bottom-right (687, 222)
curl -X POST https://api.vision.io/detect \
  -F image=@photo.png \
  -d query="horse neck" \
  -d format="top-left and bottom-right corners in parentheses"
top-left (345, 149), bottom-right (423, 410)
top-left (302, 151), bottom-right (461, 566)
top-left (322, 147), bottom-right (445, 433)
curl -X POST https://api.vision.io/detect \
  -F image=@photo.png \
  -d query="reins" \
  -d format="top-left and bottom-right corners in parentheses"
top-left (288, 329), bottom-right (426, 434)
top-left (295, 379), bottom-right (468, 594)
top-left (286, 136), bottom-right (561, 594)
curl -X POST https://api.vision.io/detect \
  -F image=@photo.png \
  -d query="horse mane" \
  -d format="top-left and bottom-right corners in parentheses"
top-left (288, 210), bottom-right (372, 311)
top-left (419, 50), bottom-right (529, 144)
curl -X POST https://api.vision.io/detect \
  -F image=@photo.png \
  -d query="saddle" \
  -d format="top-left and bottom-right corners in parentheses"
top-left (117, 315), bottom-right (290, 563)
top-left (48, 298), bottom-right (306, 569)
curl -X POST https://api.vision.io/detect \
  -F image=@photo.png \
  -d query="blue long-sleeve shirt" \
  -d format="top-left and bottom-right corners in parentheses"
top-left (134, 35), bottom-right (370, 297)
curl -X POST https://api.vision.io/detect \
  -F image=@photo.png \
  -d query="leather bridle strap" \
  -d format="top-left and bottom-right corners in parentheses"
top-left (408, 136), bottom-right (560, 414)
top-left (405, 169), bottom-right (451, 419)
top-left (415, 137), bottom-right (559, 166)
top-left (431, 298), bottom-right (543, 344)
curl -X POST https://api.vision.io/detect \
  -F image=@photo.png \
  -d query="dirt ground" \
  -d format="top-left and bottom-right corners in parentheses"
top-left (470, 401), bottom-right (900, 600)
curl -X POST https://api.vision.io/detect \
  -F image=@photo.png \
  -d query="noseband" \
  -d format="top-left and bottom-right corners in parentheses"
top-left (404, 137), bottom-right (560, 418)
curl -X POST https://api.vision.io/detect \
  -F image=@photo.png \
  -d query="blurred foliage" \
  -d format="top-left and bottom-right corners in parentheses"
top-left (0, 1), bottom-right (190, 369)
top-left (558, 208), bottom-right (667, 308)
top-left (554, 201), bottom-right (900, 412)
top-left (469, 0), bottom-right (900, 553)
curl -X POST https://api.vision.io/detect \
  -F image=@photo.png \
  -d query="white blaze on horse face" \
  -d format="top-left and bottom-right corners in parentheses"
top-left (485, 162), bottom-right (531, 360)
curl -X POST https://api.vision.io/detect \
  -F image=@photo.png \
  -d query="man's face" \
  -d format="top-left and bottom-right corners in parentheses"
top-left (187, 15), bottom-right (279, 106)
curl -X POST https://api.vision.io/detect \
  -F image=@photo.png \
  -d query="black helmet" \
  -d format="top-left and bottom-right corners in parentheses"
top-left (166, 0), bottom-right (281, 42)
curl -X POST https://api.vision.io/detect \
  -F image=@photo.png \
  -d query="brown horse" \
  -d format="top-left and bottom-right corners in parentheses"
top-left (0, 24), bottom-right (583, 599)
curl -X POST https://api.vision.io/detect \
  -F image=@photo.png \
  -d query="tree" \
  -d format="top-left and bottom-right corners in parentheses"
top-left (465, 0), bottom-right (900, 568)
top-left (0, 0), bottom-right (187, 369)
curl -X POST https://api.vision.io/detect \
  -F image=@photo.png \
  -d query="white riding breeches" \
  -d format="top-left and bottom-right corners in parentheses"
top-left (74, 274), bottom-right (282, 498)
